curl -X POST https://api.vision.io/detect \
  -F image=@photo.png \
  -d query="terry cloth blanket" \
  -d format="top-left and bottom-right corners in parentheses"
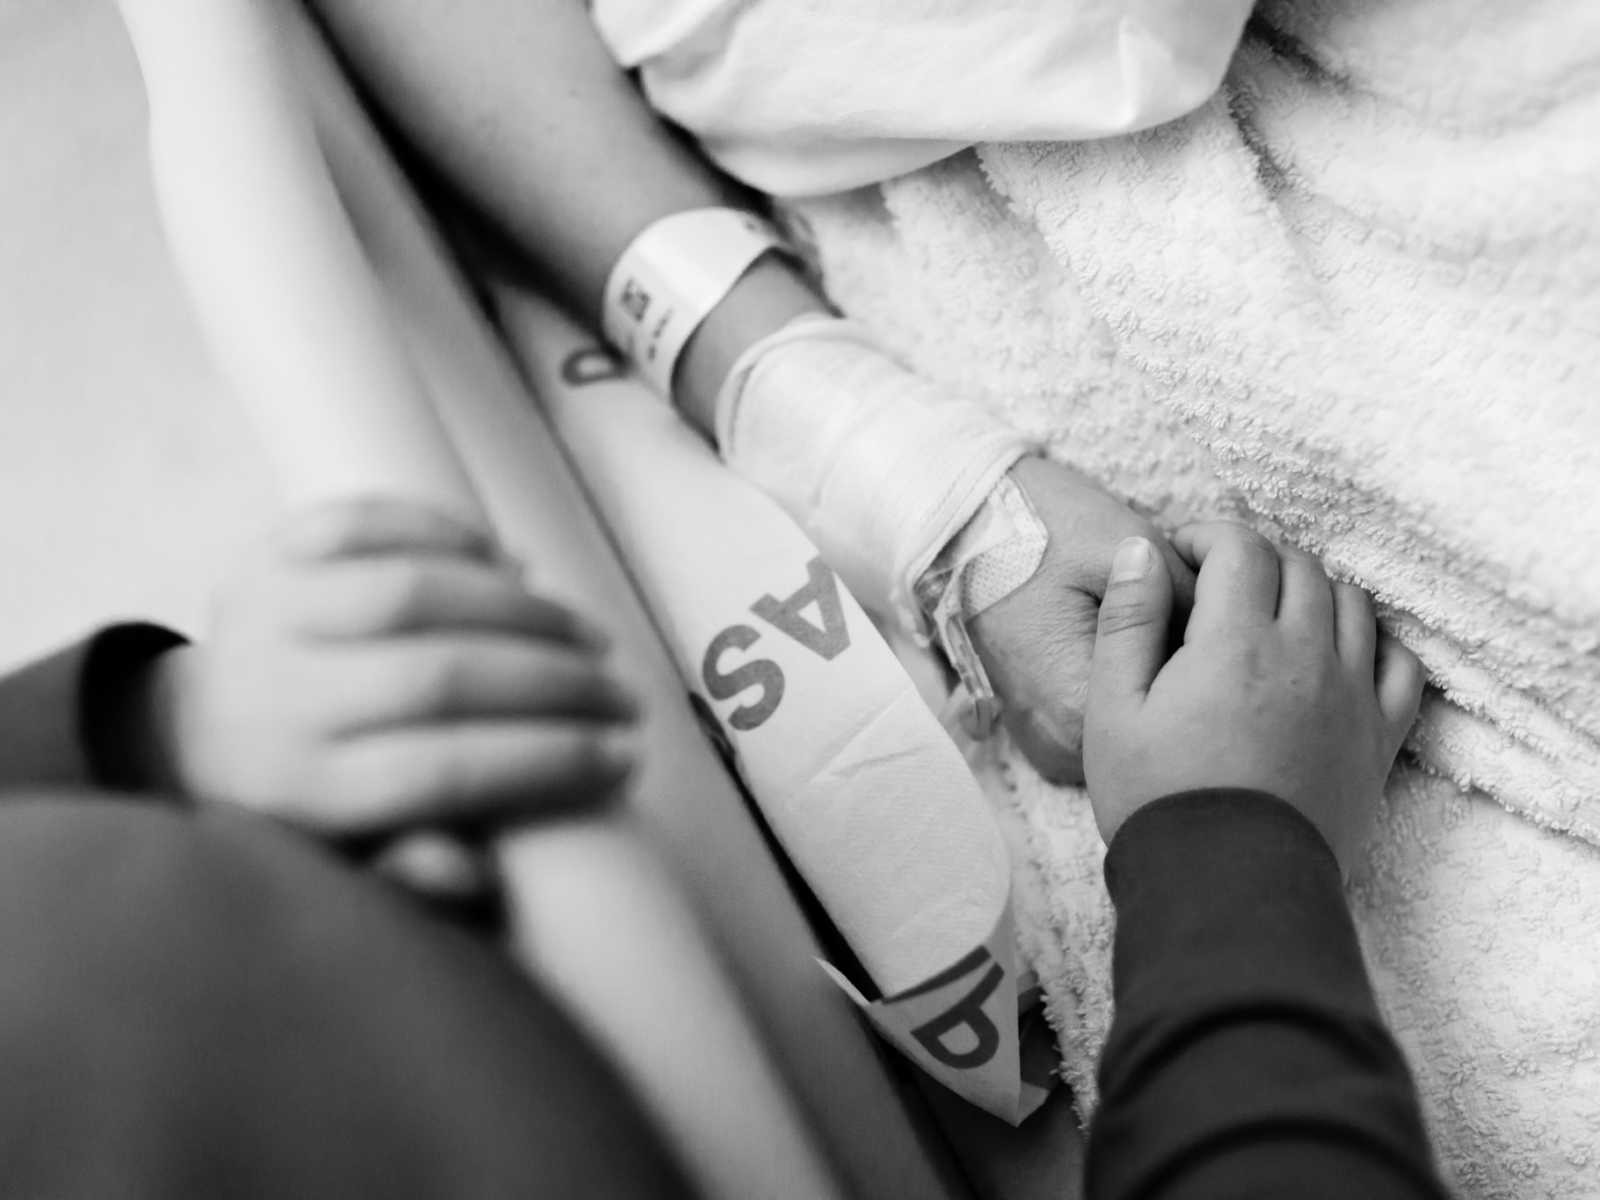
top-left (762, 3), bottom-right (1600, 1197)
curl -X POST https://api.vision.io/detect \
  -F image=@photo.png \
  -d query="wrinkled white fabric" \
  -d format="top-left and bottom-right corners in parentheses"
top-left (591, 0), bottom-right (1253, 196)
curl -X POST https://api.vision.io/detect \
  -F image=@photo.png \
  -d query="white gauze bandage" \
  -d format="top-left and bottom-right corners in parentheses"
top-left (915, 475), bottom-right (1050, 735)
top-left (602, 208), bottom-right (786, 400)
top-left (716, 316), bottom-right (1040, 632)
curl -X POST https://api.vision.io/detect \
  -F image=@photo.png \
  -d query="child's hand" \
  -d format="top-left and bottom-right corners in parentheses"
top-left (1082, 522), bottom-right (1423, 867)
top-left (968, 457), bottom-right (1197, 784)
top-left (150, 499), bottom-right (639, 841)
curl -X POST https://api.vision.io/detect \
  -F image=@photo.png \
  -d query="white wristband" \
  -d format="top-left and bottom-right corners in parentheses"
top-left (602, 208), bottom-right (787, 401)
top-left (716, 316), bottom-right (1038, 630)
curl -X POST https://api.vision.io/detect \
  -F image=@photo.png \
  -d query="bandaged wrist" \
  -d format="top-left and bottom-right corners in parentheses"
top-left (715, 316), bottom-right (1038, 629)
top-left (601, 208), bottom-right (788, 401)
top-left (913, 475), bottom-right (1049, 737)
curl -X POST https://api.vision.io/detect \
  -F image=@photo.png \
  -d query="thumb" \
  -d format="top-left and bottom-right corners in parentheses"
top-left (1089, 537), bottom-right (1173, 707)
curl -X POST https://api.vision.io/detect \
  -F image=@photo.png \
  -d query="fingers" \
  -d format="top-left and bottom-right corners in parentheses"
top-left (309, 720), bottom-right (635, 837)
top-left (1088, 537), bottom-right (1174, 707)
top-left (368, 830), bottom-right (496, 897)
top-left (366, 830), bottom-right (506, 933)
top-left (1001, 590), bottom-right (1099, 785)
top-left (278, 557), bottom-right (608, 650)
top-left (1171, 522), bottom-right (1282, 638)
top-left (309, 637), bottom-right (640, 735)
top-left (1375, 633), bottom-right (1426, 734)
top-left (969, 573), bottom-right (1097, 786)
top-left (1276, 545), bottom-right (1334, 631)
top-left (1154, 539), bottom-right (1199, 619)
top-left (1333, 581), bottom-right (1376, 669)
top-left (274, 497), bottom-right (500, 566)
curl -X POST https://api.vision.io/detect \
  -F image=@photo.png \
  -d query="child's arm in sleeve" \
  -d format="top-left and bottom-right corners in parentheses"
top-left (1091, 792), bottom-right (1447, 1200)
top-left (1080, 526), bottom-right (1445, 1199)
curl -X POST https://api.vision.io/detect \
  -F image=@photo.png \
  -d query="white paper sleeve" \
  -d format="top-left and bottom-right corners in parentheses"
top-left (494, 290), bottom-right (1053, 1124)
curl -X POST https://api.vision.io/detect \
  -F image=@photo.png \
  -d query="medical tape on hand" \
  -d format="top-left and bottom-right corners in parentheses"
top-left (715, 315), bottom-right (1038, 631)
top-left (602, 208), bottom-right (787, 401)
top-left (914, 474), bottom-right (1050, 737)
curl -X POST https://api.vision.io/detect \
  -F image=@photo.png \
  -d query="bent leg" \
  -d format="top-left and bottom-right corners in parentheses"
top-left (0, 793), bottom-right (694, 1199)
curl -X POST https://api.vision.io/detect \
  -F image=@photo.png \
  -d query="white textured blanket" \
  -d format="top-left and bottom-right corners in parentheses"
top-left (782, 3), bottom-right (1600, 1195)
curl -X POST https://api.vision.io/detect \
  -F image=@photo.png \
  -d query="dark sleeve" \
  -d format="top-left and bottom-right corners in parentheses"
top-left (1085, 790), bottom-right (1450, 1200)
top-left (0, 624), bottom-right (186, 793)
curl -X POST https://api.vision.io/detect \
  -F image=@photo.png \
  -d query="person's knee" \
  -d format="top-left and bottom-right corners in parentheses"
top-left (0, 792), bottom-right (223, 934)
top-left (0, 792), bottom-right (331, 955)
top-left (0, 797), bottom-right (302, 1013)
top-left (0, 792), bottom-right (438, 1071)
top-left (0, 796), bottom-right (694, 1198)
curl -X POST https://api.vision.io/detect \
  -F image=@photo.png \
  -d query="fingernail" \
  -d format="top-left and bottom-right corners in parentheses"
top-left (1110, 537), bottom-right (1153, 583)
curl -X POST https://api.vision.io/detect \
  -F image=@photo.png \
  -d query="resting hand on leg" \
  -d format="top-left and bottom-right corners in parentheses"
top-left (132, 498), bottom-right (639, 903)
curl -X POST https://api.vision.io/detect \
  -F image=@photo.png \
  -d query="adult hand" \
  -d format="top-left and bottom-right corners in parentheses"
top-left (140, 500), bottom-right (639, 900)
top-left (967, 457), bottom-right (1196, 784)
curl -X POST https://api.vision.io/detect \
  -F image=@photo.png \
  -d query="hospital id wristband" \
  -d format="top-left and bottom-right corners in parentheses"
top-left (602, 208), bottom-right (788, 402)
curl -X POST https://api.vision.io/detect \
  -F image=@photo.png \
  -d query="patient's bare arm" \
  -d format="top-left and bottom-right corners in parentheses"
top-left (970, 459), bottom-right (1195, 784)
top-left (307, 0), bottom-right (824, 435)
top-left (308, 0), bottom-right (1194, 782)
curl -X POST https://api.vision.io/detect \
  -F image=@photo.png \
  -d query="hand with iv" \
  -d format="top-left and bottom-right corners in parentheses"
top-left (966, 458), bottom-right (1196, 783)
top-left (302, 0), bottom-right (1196, 784)
top-left (714, 314), bottom-right (1195, 783)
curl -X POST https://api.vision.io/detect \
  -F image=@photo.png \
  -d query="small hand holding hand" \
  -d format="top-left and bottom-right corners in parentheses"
top-left (1081, 522), bottom-right (1424, 866)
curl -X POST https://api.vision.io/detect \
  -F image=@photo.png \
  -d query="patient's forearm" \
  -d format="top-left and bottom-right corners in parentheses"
top-left (308, 0), bottom-right (825, 434)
